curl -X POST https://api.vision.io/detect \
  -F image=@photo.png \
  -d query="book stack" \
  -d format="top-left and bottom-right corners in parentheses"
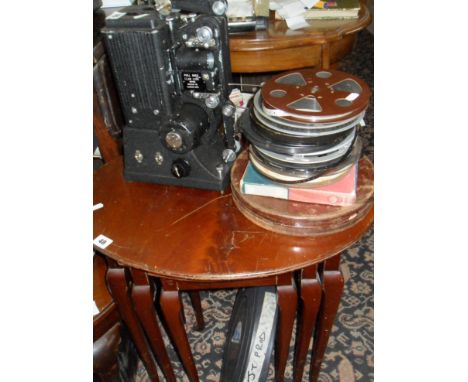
top-left (304, 0), bottom-right (360, 19)
top-left (240, 161), bottom-right (358, 207)
top-left (274, 0), bottom-right (360, 23)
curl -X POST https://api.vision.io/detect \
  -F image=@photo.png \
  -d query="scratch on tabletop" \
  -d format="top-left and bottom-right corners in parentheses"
top-left (225, 246), bottom-right (234, 257)
top-left (234, 233), bottom-right (251, 245)
top-left (258, 234), bottom-right (267, 246)
top-left (229, 232), bottom-right (240, 249)
top-left (168, 194), bottom-right (230, 227)
top-left (111, 242), bottom-right (132, 250)
top-left (231, 230), bottom-right (263, 241)
top-left (226, 230), bottom-right (263, 256)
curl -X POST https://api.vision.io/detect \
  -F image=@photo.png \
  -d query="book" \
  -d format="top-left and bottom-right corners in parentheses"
top-left (240, 161), bottom-right (358, 206)
top-left (101, 0), bottom-right (132, 8)
top-left (275, 0), bottom-right (360, 20)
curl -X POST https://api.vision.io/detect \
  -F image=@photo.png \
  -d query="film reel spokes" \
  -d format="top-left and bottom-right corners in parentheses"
top-left (241, 69), bottom-right (371, 184)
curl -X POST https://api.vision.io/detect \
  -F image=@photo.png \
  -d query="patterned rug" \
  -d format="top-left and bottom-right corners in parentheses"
top-left (135, 30), bottom-right (374, 382)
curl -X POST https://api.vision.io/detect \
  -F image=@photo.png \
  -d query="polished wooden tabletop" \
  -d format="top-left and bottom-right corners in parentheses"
top-left (230, 5), bottom-right (371, 51)
top-left (229, 5), bottom-right (371, 72)
top-left (93, 155), bottom-right (373, 281)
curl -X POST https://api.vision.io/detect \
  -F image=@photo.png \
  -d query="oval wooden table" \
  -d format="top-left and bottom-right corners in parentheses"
top-left (93, 155), bottom-right (373, 382)
top-left (229, 5), bottom-right (371, 72)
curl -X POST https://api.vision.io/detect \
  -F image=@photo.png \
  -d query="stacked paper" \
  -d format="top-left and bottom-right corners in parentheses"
top-left (270, 0), bottom-right (320, 30)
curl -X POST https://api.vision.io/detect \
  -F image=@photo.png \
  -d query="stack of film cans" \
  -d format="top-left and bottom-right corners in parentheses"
top-left (240, 68), bottom-right (371, 187)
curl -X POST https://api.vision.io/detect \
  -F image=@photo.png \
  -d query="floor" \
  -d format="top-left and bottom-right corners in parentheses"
top-left (135, 29), bottom-right (374, 382)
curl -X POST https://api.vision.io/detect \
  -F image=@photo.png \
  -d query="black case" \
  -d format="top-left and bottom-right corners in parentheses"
top-left (221, 287), bottom-right (278, 382)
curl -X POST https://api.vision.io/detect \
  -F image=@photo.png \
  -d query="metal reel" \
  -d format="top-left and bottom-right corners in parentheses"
top-left (261, 69), bottom-right (371, 124)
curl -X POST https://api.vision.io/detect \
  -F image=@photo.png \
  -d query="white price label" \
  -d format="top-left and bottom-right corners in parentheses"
top-left (93, 234), bottom-right (113, 250)
top-left (93, 203), bottom-right (104, 211)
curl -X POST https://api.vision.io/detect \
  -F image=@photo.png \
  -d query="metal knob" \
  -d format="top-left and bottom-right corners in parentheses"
top-left (134, 150), bottom-right (143, 163)
top-left (196, 26), bottom-right (213, 44)
top-left (222, 104), bottom-right (236, 117)
top-left (171, 159), bottom-right (191, 178)
top-left (165, 131), bottom-right (183, 150)
top-left (212, 0), bottom-right (227, 15)
top-left (205, 94), bottom-right (220, 108)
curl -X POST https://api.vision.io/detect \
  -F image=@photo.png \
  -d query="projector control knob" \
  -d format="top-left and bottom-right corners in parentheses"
top-left (196, 26), bottom-right (213, 44)
top-left (171, 159), bottom-right (191, 179)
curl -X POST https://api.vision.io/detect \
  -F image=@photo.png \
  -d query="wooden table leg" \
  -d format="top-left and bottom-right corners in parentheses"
top-left (309, 254), bottom-right (344, 382)
top-left (106, 268), bottom-right (160, 382)
top-left (159, 283), bottom-right (200, 382)
top-left (293, 265), bottom-right (322, 382)
top-left (276, 274), bottom-right (298, 382)
top-left (320, 42), bottom-right (331, 70)
top-left (130, 270), bottom-right (177, 382)
top-left (188, 291), bottom-right (205, 331)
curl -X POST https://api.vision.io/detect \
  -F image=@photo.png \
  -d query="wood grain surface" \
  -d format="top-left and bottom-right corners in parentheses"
top-left (229, 5), bottom-right (371, 72)
top-left (93, 155), bottom-right (373, 281)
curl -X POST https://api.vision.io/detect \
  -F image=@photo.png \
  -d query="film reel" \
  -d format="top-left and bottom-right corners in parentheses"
top-left (240, 68), bottom-right (370, 184)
